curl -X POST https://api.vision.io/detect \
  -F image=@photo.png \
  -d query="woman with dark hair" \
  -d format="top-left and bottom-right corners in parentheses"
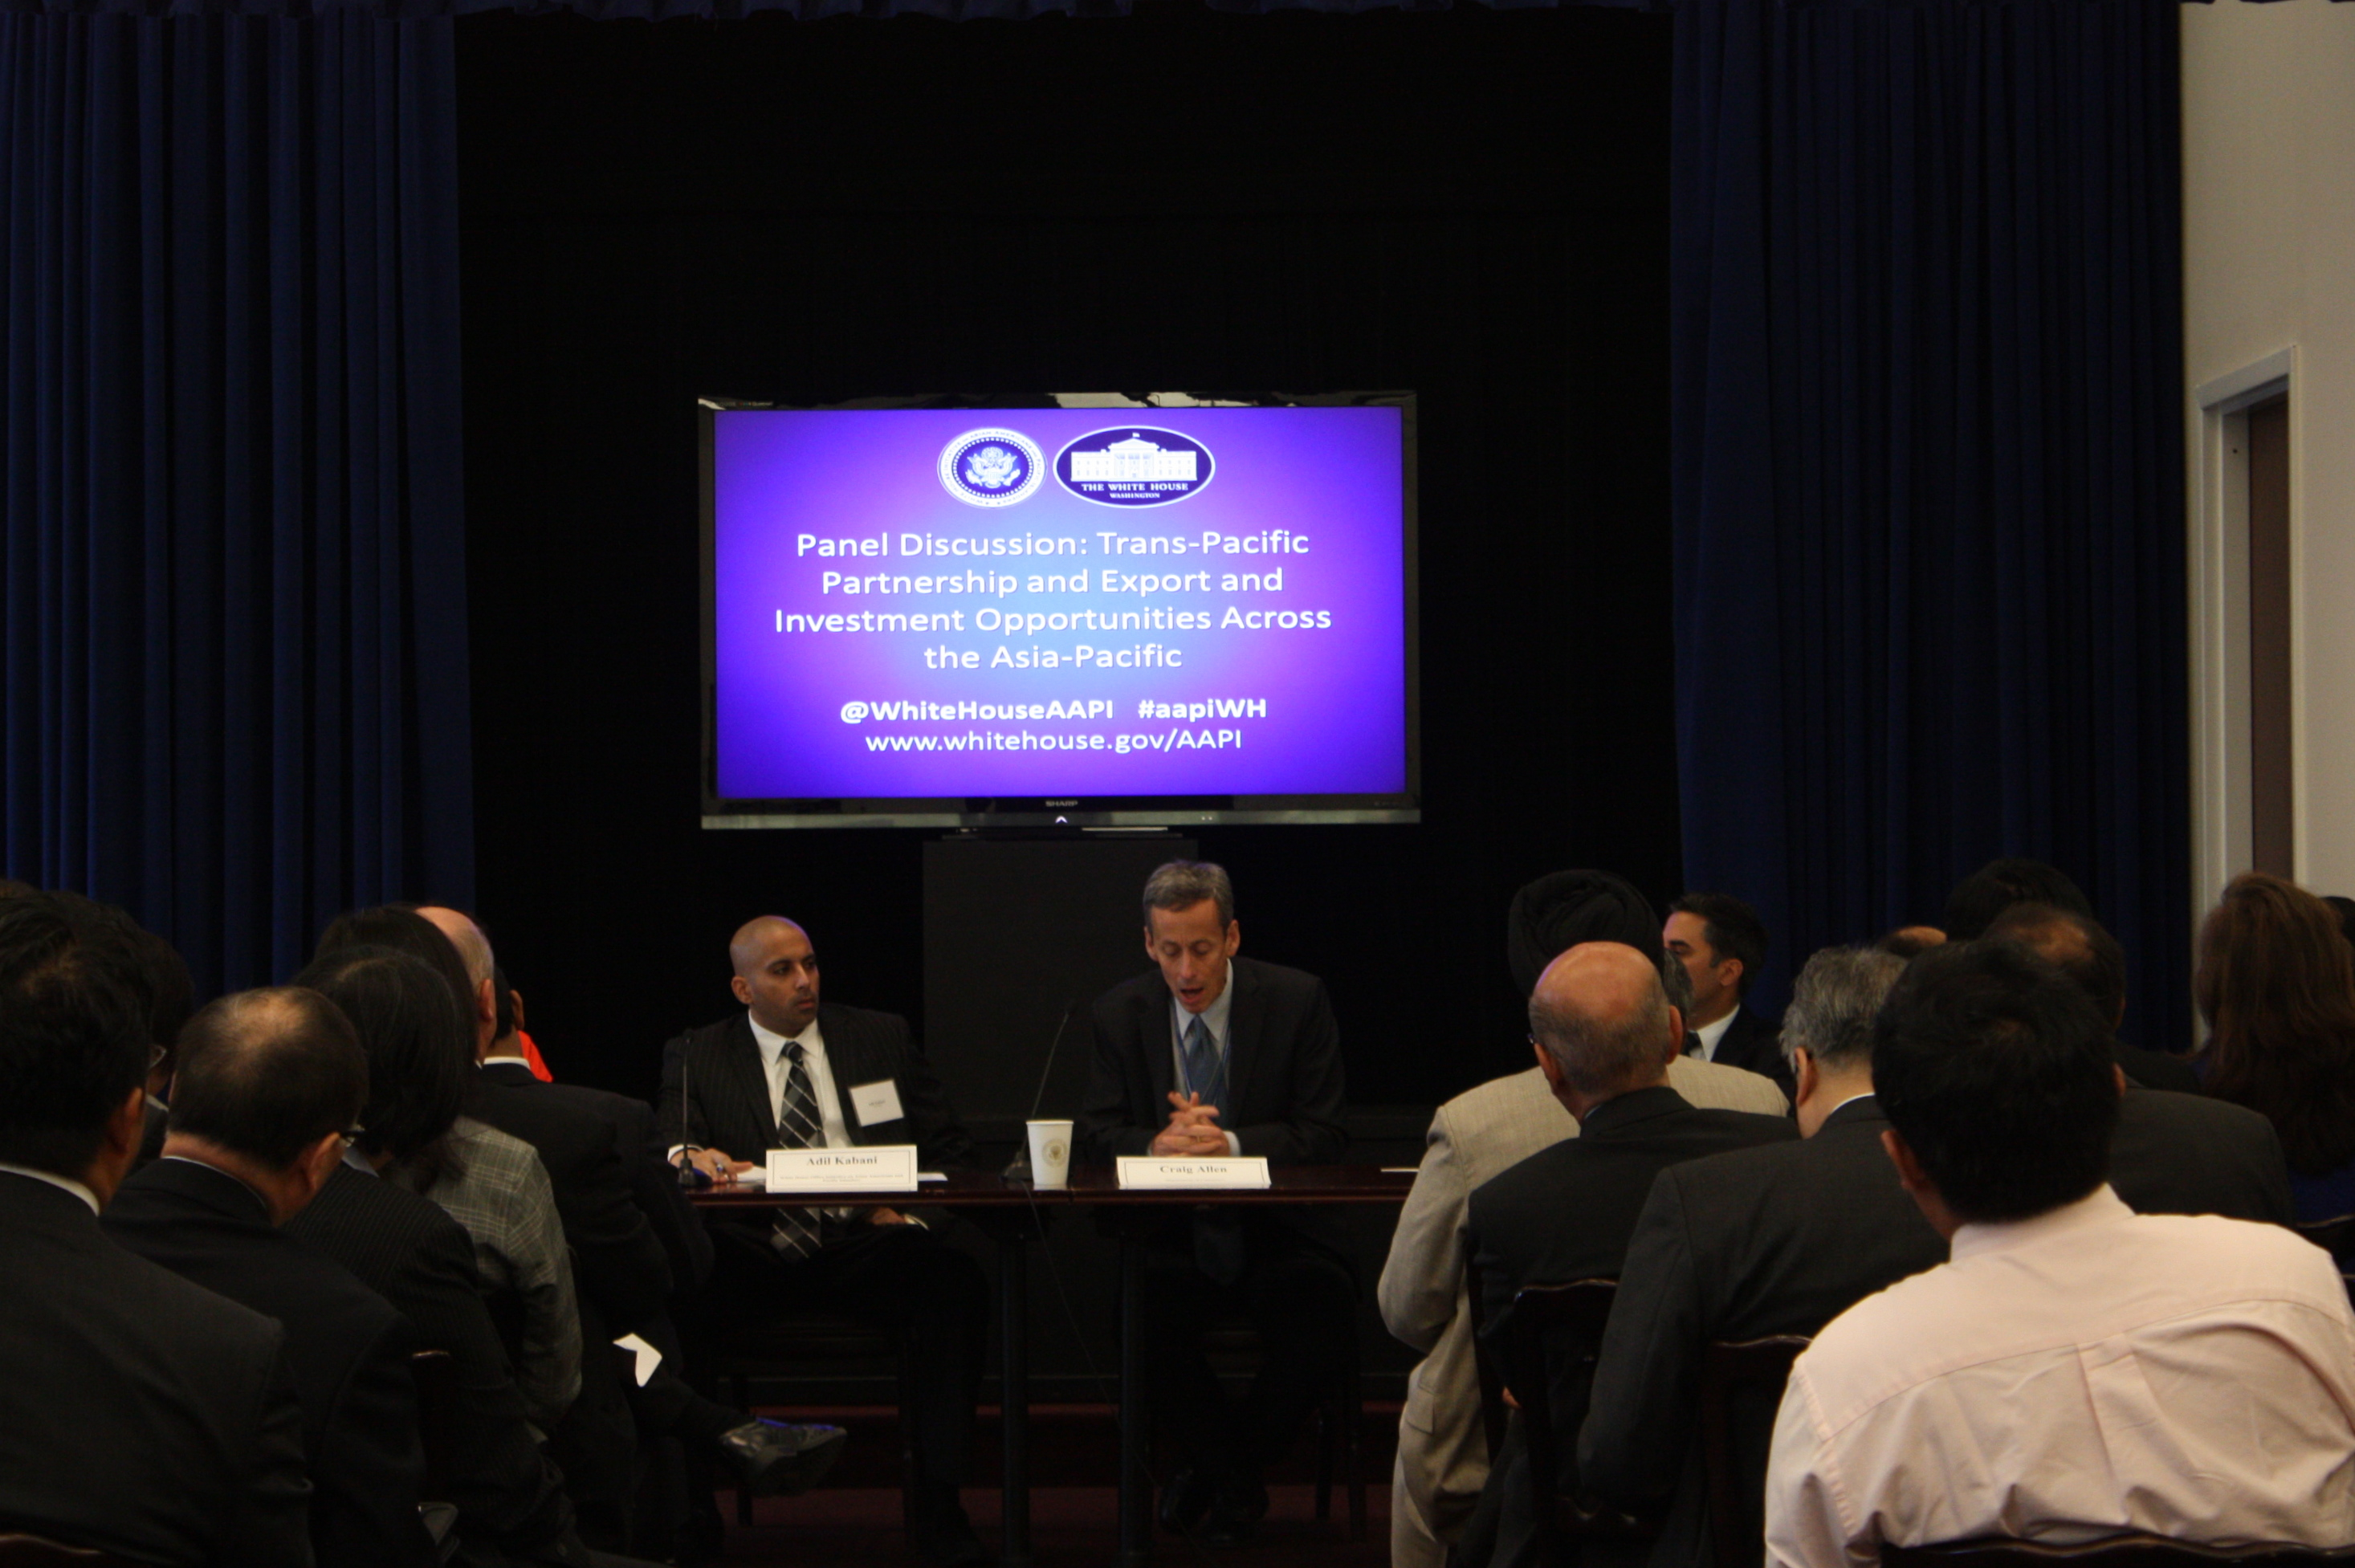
top-left (295, 943), bottom-right (583, 1430)
top-left (2195, 871), bottom-right (2355, 1221)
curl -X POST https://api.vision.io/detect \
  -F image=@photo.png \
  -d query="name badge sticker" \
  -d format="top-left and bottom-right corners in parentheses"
top-left (767, 1146), bottom-right (919, 1191)
top-left (850, 1079), bottom-right (906, 1127)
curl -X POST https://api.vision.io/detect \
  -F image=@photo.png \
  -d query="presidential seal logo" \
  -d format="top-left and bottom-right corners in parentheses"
top-left (939, 428), bottom-right (1045, 508)
top-left (1053, 427), bottom-right (1216, 508)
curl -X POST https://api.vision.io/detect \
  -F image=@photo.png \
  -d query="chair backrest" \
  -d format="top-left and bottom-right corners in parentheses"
top-left (2296, 1213), bottom-right (2355, 1268)
top-left (410, 1348), bottom-right (459, 1502)
top-left (0, 1535), bottom-right (140, 1566)
top-left (1884, 1538), bottom-right (2355, 1568)
top-left (1491, 1279), bottom-right (1627, 1561)
top-left (1699, 1334), bottom-right (1811, 1568)
top-left (1465, 1247), bottom-right (1510, 1460)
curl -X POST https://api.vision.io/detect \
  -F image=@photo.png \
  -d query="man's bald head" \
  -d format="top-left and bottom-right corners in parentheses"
top-left (730, 916), bottom-right (807, 979)
top-left (169, 988), bottom-right (368, 1171)
top-left (1527, 941), bottom-right (1679, 1099)
top-left (1983, 903), bottom-right (2127, 1028)
top-left (417, 906), bottom-right (493, 986)
top-left (729, 917), bottom-right (821, 1037)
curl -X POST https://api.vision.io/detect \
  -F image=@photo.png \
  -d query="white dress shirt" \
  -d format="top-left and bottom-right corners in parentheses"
top-left (748, 1012), bottom-right (849, 1150)
top-left (1691, 1008), bottom-right (1738, 1061)
top-left (1766, 1185), bottom-right (2355, 1568)
top-left (1169, 979), bottom-right (1241, 1156)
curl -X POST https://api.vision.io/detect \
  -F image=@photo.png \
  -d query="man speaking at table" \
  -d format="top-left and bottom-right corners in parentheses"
top-left (1075, 859), bottom-right (1353, 1550)
top-left (658, 915), bottom-right (990, 1566)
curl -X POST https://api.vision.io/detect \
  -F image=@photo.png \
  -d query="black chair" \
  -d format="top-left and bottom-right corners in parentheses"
top-left (409, 1349), bottom-right (459, 1502)
top-left (1697, 1334), bottom-right (1811, 1568)
top-left (1487, 1279), bottom-right (1659, 1567)
top-left (0, 1537), bottom-right (140, 1566)
top-left (1884, 1539), bottom-right (2355, 1568)
top-left (1196, 1310), bottom-right (1367, 1539)
top-left (714, 1310), bottom-right (919, 1529)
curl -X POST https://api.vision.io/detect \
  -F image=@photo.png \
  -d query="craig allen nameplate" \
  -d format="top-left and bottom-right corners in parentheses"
top-left (1117, 1156), bottom-right (1273, 1191)
top-left (768, 1146), bottom-right (919, 1192)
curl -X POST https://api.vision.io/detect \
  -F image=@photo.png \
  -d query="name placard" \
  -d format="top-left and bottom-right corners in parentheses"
top-left (1116, 1156), bottom-right (1272, 1191)
top-left (766, 1146), bottom-right (919, 1192)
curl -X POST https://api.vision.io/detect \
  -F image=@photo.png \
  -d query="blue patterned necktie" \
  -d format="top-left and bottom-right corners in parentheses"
top-left (1181, 1014), bottom-right (1227, 1123)
top-left (770, 1039), bottom-right (822, 1259)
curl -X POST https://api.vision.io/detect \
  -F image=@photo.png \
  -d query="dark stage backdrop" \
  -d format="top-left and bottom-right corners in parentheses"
top-left (455, 2), bottom-right (1678, 1113)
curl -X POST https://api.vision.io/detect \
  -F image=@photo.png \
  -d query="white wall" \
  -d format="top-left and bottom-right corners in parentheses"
top-left (2182, 2), bottom-right (2355, 910)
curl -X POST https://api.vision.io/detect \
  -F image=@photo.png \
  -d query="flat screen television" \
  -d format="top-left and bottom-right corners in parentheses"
top-left (701, 391), bottom-right (1418, 829)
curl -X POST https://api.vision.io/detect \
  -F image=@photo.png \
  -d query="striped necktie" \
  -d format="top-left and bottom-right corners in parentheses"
top-left (1181, 1014), bottom-right (1227, 1123)
top-left (770, 1038), bottom-right (822, 1259)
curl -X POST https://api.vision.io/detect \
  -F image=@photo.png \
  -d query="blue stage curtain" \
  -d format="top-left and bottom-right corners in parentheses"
top-left (0, 12), bottom-right (471, 996)
top-left (1668, 0), bottom-right (2191, 1045)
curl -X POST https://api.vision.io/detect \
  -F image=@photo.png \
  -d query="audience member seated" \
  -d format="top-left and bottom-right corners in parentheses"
top-left (2194, 871), bottom-right (2355, 1223)
top-left (44, 892), bottom-right (196, 1167)
top-left (0, 892), bottom-right (312, 1566)
top-left (1465, 942), bottom-right (1795, 1568)
top-left (1940, 855), bottom-right (2093, 939)
top-left (106, 988), bottom-right (436, 1568)
top-left (1986, 902), bottom-right (2291, 1220)
top-left (1665, 892), bottom-right (1791, 1098)
top-left (285, 943), bottom-right (621, 1568)
top-left (1381, 869), bottom-right (1787, 1568)
top-left (660, 913), bottom-right (990, 1566)
top-left (1765, 939), bottom-right (2355, 1566)
top-left (316, 908), bottom-right (585, 1431)
top-left (1579, 947), bottom-right (1943, 1568)
top-left (1872, 927), bottom-right (1944, 959)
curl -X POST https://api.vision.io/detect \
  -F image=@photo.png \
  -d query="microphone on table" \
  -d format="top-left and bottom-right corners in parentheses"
top-left (676, 1046), bottom-right (713, 1191)
top-left (1003, 1000), bottom-right (1077, 1185)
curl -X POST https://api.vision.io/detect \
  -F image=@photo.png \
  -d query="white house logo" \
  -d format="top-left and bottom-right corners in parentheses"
top-left (1053, 427), bottom-right (1216, 508)
top-left (938, 428), bottom-right (1045, 507)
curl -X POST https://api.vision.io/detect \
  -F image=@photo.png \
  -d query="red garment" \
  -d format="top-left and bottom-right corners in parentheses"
top-left (517, 1030), bottom-right (552, 1082)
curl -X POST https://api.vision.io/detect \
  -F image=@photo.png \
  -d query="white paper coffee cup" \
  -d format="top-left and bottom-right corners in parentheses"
top-left (1026, 1119), bottom-right (1074, 1188)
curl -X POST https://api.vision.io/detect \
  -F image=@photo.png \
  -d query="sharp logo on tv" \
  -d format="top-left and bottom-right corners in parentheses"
top-left (938, 428), bottom-right (1045, 507)
top-left (1053, 427), bottom-right (1216, 508)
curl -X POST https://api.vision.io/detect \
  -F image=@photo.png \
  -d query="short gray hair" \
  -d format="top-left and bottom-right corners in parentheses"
top-left (1780, 947), bottom-right (1906, 1072)
top-left (1530, 966), bottom-right (1673, 1097)
top-left (1143, 861), bottom-right (1233, 927)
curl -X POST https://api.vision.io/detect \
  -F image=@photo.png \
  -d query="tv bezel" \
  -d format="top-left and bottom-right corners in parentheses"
top-left (699, 390), bottom-right (1421, 830)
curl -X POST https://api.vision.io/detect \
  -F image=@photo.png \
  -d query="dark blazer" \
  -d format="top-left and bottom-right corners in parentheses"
top-left (1074, 955), bottom-right (1347, 1166)
top-left (286, 1163), bottom-right (581, 1558)
top-left (536, 1077), bottom-right (713, 1296)
top-left (0, 1171), bottom-right (312, 1567)
top-left (1468, 1084), bottom-right (1796, 1521)
top-left (1577, 1097), bottom-right (1947, 1568)
top-left (657, 1002), bottom-right (975, 1173)
top-left (472, 1061), bottom-right (672, 1334)
top-left (2110, 1086), bottom-right (2294, 1224)
top-left (1701, 1006), bottom-right (1793, 1102)
top-left (2114, 1041), bottom-right (2202, 1094)
top-left (106, 1159), bottom-right (435, 1568)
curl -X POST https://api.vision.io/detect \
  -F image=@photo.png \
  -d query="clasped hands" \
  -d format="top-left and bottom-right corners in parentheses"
top-left (1151, 1091), bottom-right (1233, 1158)
top-left (672, 1145), bottom-right (910, 1225)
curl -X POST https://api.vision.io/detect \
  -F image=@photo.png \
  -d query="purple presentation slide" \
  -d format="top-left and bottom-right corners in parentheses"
top-left (711, 405), bottom-right (1407, 800)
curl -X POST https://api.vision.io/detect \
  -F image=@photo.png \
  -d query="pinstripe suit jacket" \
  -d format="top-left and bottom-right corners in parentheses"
top-left (655, 1004), bottom-right (975, 1173)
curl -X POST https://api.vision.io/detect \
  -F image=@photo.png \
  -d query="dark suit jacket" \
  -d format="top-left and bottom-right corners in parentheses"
top-left (2114, 1041), bottom-right (2202, 1094)
top-left (657, 1003), bottom-right (975, 1175)
top-left (286, 1163), bottom-right (580, 1559)
top-left (2110, 1086), bottom-right (2294, 1224)
top-left (107, 1159), bottom-right (435, 1568)
top-left (1075, 955), bottom-right (1347, 1166)
top-left (544, 1078), bottom-right (713, 1296)
top-left (1467, 1087), bottom-right (1796, 1480)
top-left (0, 1171), bottom-right (312, 1567)
top-left (472, 1061), bottom-right (672, 1334)
top-left (1698, 1005), bottom-right (1792, 1102)
top-left (1577, 1097), bottom-right (1947, 1568)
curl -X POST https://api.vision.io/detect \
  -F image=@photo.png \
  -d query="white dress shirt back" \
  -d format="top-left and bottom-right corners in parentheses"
top-left (1766, 1186), bottom-right (2355, 1567)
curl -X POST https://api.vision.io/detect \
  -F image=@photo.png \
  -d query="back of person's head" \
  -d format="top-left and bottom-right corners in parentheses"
top-left (289, 946), bottom-right (471, 1166)
top-left (1983, 902), bottom-right (2128, 1028)
top-left (169, 989), bottom-right (369, 1171)
top-left (1778, 946), bottom-right (1906, 1073)
top-left (317, 904), bottom-right (478, 1026)
top-left (1527, 943), bottom-right (1673, 1098)
top-left (1941, 857), bottom-right (2092, 941)
top-left (2194, 872), bottom-right (2355, 1176)
top-left (1875, 926), bottom-right (1946, 959)
top-left (1666, 892), bottom-right (1769, 997)
top-left (2322, 895), bottom-right (2355, 951)
top-left (491, 964), bottom-right (515, 1044)
top-left (1506, 870), bottom-right (1668, 1000)
top-left (0, 893), bottom-right (150, 1177)
top-left (1872, 939), bottom-right (2118, 1224)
